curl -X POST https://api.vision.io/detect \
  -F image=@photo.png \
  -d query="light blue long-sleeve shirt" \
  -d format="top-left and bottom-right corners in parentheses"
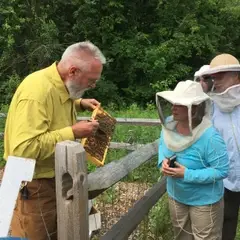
top-left (212, 103), bottom-right (240, 192)
top-left (158, 126), bottom-right (229, 206)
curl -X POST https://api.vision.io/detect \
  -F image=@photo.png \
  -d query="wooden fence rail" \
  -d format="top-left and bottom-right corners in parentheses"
top-left (0, 116), bottom-right (161, 139)
top-left (87, 140), bottom-right (159, 199)
top-left (101, 177), bottom-right (167, 240)
top-left (76, 117), bottom-right (161, 126)
top-left (0, 113), bottom-right (161, 125)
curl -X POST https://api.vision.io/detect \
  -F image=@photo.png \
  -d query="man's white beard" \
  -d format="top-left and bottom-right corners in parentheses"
top-left (65, 80), bottom-right (89, 100)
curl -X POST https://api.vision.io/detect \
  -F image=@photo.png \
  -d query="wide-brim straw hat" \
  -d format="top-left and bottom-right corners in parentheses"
top-left (203, 53), bottom-right (240, 75)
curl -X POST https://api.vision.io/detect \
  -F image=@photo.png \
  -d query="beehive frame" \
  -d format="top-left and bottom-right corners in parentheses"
top-left (81, 107), bottom-right (116, 166)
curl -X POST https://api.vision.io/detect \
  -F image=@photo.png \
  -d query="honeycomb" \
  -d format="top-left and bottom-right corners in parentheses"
top-left (81, 107), bottom-right (117, 166)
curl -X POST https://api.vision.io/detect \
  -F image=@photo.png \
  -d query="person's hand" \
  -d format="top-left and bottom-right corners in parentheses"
top-left (80, 99), bottom-right (100, 111)
top-left (72, 120), bottom-right (99, 138)
top-left (162, 159), bottom-right (185, 178)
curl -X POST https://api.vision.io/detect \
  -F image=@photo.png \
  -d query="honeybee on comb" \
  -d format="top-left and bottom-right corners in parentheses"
top-left (81, 107), bottom-right (117, 166)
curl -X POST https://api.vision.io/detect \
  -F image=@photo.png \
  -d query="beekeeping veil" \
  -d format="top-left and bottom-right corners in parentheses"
top-left (156, 80), bottom-right (212, 152)
top-left (194, 65), bottom-right (214, 92)
top-left (194, 65), bottom-right (210, 81)
top-left (201, 54), bottom-right (240, 112)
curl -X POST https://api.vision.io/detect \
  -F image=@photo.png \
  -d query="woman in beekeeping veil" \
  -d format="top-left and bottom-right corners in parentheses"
top-left (156, 80), bottom-right (229, 240)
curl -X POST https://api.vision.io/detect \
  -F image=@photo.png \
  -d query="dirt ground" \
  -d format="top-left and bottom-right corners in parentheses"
top-left (91, 181), bottom-right (150, 238)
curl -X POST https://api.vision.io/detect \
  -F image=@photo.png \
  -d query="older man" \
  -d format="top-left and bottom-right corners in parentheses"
top-left (201, 53), bottom-right (240, 240)
top-left (4, 41), bottom-right (106, 239)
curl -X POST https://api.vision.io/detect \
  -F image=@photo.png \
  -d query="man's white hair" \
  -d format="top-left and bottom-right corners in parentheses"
top-left (61, 41), bottom-right (106, 67)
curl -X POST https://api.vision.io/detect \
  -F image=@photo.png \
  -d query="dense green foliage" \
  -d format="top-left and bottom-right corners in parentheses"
top-left (0, 0), bottom-right (240, 107)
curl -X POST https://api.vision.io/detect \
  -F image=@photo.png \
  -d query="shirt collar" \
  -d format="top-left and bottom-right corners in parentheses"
top-left (47, 62), bottom-right (70, 103)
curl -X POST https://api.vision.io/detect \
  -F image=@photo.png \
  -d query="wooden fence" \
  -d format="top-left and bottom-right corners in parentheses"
top-left (53, 117), bottom-right (166, 240)
top-left (0, 115), bottom-right (167, 240)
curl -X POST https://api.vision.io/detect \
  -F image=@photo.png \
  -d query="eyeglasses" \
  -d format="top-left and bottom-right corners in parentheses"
top-left (210, 72), bottom-right (230, 82)
top-left (75, 67), bottom-right (99, 86)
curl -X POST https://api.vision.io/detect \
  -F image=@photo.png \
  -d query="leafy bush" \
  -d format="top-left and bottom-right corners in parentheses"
top-left (0, 0), bottom-right (240, 106)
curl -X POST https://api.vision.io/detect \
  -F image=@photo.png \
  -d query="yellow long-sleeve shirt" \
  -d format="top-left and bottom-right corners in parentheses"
top-left (4, 62), bottom-right (81, 179)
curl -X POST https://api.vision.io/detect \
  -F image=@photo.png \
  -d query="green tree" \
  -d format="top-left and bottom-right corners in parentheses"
top-left (0, 0), bottom-right (239, 107)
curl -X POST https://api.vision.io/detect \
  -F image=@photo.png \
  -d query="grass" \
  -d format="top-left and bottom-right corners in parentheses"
top-left (0, 102), bottom-right (162, 182)
top-left (0, 102), bottom-right (163, 169)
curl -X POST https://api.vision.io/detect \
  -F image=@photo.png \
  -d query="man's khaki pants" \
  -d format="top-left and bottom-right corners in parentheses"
top-left (11, 178), bottom-right (57, 240)
top-left (168, 197), bottom-right (224, 240)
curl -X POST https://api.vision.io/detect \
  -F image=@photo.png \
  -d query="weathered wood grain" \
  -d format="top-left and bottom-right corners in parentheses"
top-left (109, 142), bottom-right (144, 151)
top-left (87, 139), bottom-right (159, 199)
top-left (55, 141), bottom-right (89, 240)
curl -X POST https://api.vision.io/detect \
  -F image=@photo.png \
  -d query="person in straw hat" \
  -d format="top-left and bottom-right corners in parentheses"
top-left (200, 53), bottom-right (240, 240)
top-left (156, 80), bottom-right (229, 240)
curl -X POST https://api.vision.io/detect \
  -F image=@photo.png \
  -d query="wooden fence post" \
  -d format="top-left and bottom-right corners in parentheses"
top-left (55, 140), bottom-right (89, 240)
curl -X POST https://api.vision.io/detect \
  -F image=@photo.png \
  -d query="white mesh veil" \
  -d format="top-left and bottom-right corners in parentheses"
top-left (156, 80), bottom-right (212, 152)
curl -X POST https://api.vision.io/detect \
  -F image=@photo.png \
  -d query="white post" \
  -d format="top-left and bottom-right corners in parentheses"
top-left (0, 156), bottom-right (36, 237)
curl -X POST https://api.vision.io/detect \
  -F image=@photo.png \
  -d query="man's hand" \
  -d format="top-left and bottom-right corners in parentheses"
top-left (80, 99), bottom-right (100, 111)
top-left (162, 159), bottom-right (185, 178)
top-left (72, 120), bottom-right (99, 138)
